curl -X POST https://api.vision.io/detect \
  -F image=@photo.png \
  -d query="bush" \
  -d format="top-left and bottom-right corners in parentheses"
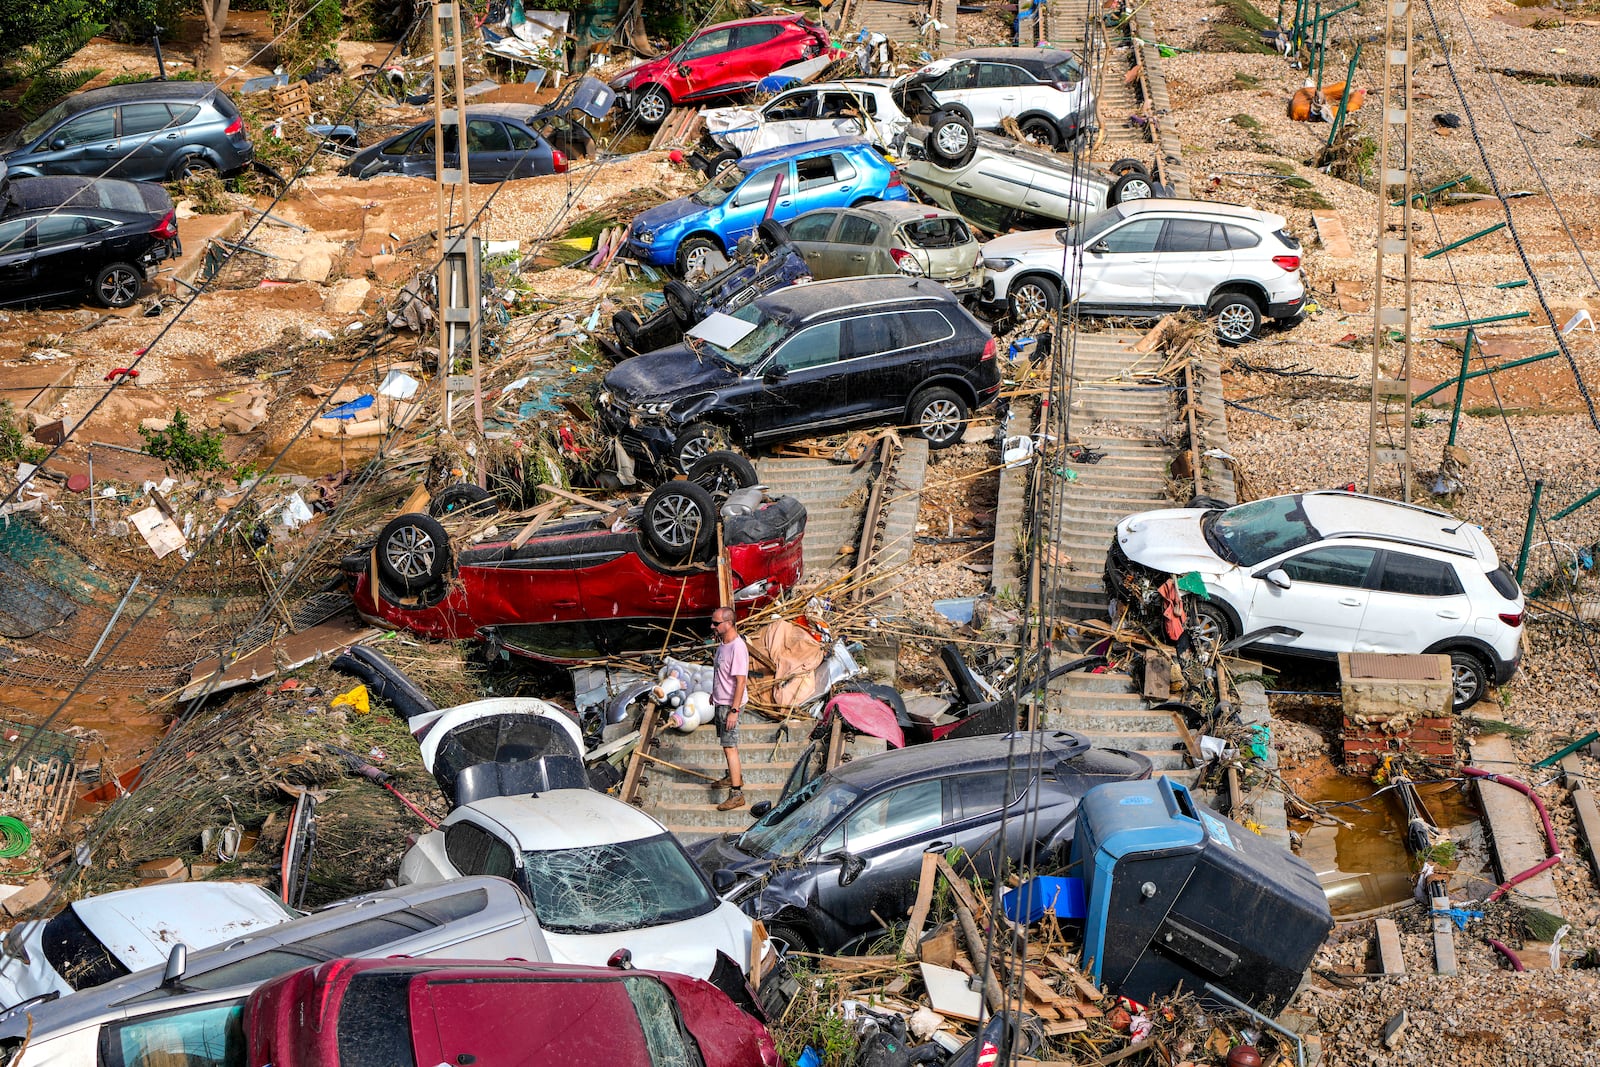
top-left (0, 402), bottom-right (47, 467)
top-left (139, 409), bottom-right (228, 478)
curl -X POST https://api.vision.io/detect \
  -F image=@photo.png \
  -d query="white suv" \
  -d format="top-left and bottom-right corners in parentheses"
top-left (1106, 491), bottom-right (1525, 709)
top-left (980, 200), bottom-right (1306, 343)
top-left (696, 80), bottom-right (909, 171)
top-left (891, 48), bottom-right (1095, 149)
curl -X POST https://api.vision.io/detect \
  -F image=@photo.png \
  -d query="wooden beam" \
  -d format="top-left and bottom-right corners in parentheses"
top-left (901, 851), bottom-right (941, 958)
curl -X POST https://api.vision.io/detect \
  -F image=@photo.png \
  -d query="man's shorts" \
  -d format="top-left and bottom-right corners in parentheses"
top-left (713, 703), bottom-right (740, 747)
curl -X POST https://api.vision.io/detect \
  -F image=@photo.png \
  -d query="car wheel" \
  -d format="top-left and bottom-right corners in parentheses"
top-left (635, 85), bottom-right (671, 127)
top-left (673, 421), bottom-right (733, 474)
top-left (1210, 291), bottom-right (1263, 346)
top-left (708, 149), bottom-right (740, 176)
top-left (93, 263), bottom-right (143, 308)
top-left (927, 109), bottom-right (975, 167)
top-left (910, 387), bottom-right (968, 449)
top-left (1449, 651), bottom-right (1489, 711)
top-left (1019, 116), bottom-right (1059, 149)
top-left (377, 513), bottom-right (452, 593)
top-left (1109, 157), bottom-right (1149, 177)
top-left (169, 155), bottom-right (219, 181)
top-left (1187, 494), bottom-right (1230, 509)
top-left (687, 450), bottom-right (759, 496)
top-left (614, 309), bottom-right (643, 353)
top-left (849, 197), bottom-right (879, 208)
top-left (664, 279), bottom-right (699, 326)
top-left (1190, 601), bottom-right (1233, 658)
top-left (757, 218), bottom-right (791, 252)
top-left (428, 483), bottom-right (498, 518)
top-left (677, 236), bottom-right (721, 278)
top-left (1107, 171), bottom-right (1156, 206)
top-left (765, 920), bottom-right (814, 957)
top-left (642, 480), bottom-right (718, 562)
top-left (1009, 275), bottom-right (1060, 321)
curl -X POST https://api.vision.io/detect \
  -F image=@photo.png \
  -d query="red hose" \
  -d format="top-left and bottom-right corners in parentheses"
top-left (1459, 766), bottom-right (1562, 902)
top-left (382, 781), bottom-right (441, 829)
top-left (1486, 938), bottom-right (1526, 970)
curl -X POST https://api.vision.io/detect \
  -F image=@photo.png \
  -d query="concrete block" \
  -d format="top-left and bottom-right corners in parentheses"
top-left (1, 879), bottom-right (54, 917)
top-left (1374, 917), bottom-right (1405, 975)
top-left (138, 856), bottom-right (186, 879)
top-left (323, 278), bottom-right (371, 315)
top-left (289, 249), bottom-right (334, 283)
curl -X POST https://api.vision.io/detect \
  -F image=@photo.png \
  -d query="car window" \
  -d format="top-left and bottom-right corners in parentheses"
top-left (796, 155), bottom-right (840, 191)
top-left (409, 127), bottom-right (441, 156)
top-left (1160, 219), bottom-right (1222, 253)
top-left (822, 91), bottom-right (876, 117)
top-left (507, 123), bottom-right (538, 151)
top-left (0, 219), bottom-right (31, 253)
top-left (150, 949), bottom-right (319, 995)
top-left (409, 888), bottom-right (490, 925)
top-left (902, 216), bottom-right (972, 249)
top-left (844, 780), bottom-right (943, 853)
top-left (40, 905), bottom-right (131, 991)
top-left (1378, 552), bottom-right (1465, 597)
top-left (977, 63), bottom-right (1023, 88)
top-left (49, 108), bottom-right (116, 148)
top-left (1205, 495), bottom-right (1322, 566)
top-left (829, 152), bottom-right (857, 183)
top-left (383, 126), bottom-right (424, 155)
top-left (1049, 58), bottom-right (1085, 83)
top-left (842, 314), bottom-right (895, 359)
top-left (955, 771), bottom-right (1028, 818)
top-left (932, 62), bottom-right (977, 91)
top-left (739, 775), bottom-right (864, 858)
top-left (466, 119), bottom-right (511, 152)
top-left (445, 821), bottom-right (497, 875)
top-left (519, 832), bottom-right (717, 934)
top-left (775, 320), bottom-right (841, 370)
top-left (100, 1000), bottom-right (245, 1067)
top-left (836, 214), bottom-right (880, 245)
top-left (902, 308), bottom-right (954, 346)
top-left (170, 104), bottom-right (202, 126)
top-left (680, 27), bottom-right (732, 60)
top-left (788, 211), bottom-right (838, 242)
top-left (32, 215), bottom-right (92, 245)
top-left (120, 102), bottom-right (175, 137)
top-left (731, 22), bottom-right (784, 48)
top-left (950, 193), bottom-right (1012, 233)
top-left (1097, 218), bottom-right (1164, 253)
top-left (765, 92), bottom-right (817, 121)
top-left (1279, 546), bottom-right (1376, 588)
top-left (734, 166), bottom-right (785, 207)
top-left (1223, 224), bottom-right (1261, 249)
top-left (625, 977), bottom-right (697, 1067)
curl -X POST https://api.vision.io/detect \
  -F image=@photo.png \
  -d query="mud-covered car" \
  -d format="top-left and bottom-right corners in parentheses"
top-left (692, 80), bottom-right (910, 174)
top-left (342, 482), bottom-right (806, 662)
top-left (786, 202), bottom-right (983, 293)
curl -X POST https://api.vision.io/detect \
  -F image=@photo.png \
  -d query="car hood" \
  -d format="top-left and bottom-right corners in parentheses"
top-left (689, 832), bottom-right (776, 883)
top-left (615, 53), bottom-right (678, 86)
top-left (982, 228), bottom-right (1069, 259)
top-left (604, 344), bottom-right (740, 401)
top-left (633, 195), bottom-right (710, 235)
top-left (1116, 508), bottom-right (1225, 575)
top-left (541, 901), bottom-right (753, 979)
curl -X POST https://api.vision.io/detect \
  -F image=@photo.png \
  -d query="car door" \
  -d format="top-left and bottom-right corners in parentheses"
top-left (846, 306), bottom-right (954, 417)
top-left (1078, 216), bottom-right (1162, 308)
top-left (826, 210), bottom-right (882, 277)
top-left (819, 90), bottom-right (875, 138)
top-left (675, 27), bottom-right (734, 99)
top-left (505, 121), bottom-right (547, 177)
top-left (760, 88), bottom-right (822, 146)
top-left (29, 214), bottom-right (100, 299)
top-left (786, 209), bottom-right (841, 275)
top-left (811, 778), bottom-right (948, 940)
top-left (793, 151), bottom-right (860, 212)
top-left (118, 102), bottom-right (179, 179)
top-left (946, 770), bottom-right (1035, 880)
top-left (1151, 218), bottom-right (1231, 310)
top-left (726, 21), bottom-right (785, 86)
top-left (1248, 544), bottom-right (1379, 653)
top-left (1357, 550), bottom-right (1473, 653)
top-left (402, 124), bottom-right (443, 177)
top-left (0, 218), bottom-right (36, 302)
top-left (973, 63), bottom-right (1025, 127)
top-left (464, 119), bottom-right (517, 182)
top-left (35, 106), bottom-right (119, 176)
top-left (721, 161), bottom-right (792, 244)
top-left (748, 319), bottom-right (849, 440)
top-left (930, 60), bottom-right (979, 117)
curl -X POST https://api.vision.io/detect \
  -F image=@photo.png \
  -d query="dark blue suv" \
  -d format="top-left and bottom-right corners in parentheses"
top-left (627, 136), bottom-right (910, 276)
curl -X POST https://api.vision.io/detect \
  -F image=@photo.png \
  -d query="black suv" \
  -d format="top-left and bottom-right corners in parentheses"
top-left (688, 731), bottom-right (1153, 955)
top-left (598, 275), bottom-right (1001, 472)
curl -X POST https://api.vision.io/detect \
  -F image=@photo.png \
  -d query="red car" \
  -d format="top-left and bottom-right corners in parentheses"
top-left (342, 482), bottom-right (805, 662)
top-left (245, 957), bottom-right (782, 1067)
top-left (609, 15), bottom-right (832, 127)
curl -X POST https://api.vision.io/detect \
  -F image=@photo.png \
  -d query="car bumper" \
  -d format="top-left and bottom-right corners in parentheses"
top-left (1492, 646), bottom-right (1521, 685)
top-left (1266, 294), bottom-right (1305, 321)
top-left (597, 402), bottom-right (676, 466)
top-left (625, 238), bottom-right (676, 268)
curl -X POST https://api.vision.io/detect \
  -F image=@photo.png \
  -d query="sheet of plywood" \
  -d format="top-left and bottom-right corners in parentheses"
top-left (921, 963), bottom-right (983, 1022)
top-left (1311, 211), bottom-right (1354, 258)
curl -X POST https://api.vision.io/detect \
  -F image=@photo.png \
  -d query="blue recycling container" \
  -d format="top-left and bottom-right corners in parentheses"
top-left (1069, 777), bottom-right (1332, 1016)
top-left (1002, 876), bottom-right (1086, 925)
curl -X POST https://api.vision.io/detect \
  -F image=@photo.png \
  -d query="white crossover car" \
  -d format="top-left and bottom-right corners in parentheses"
top-left (696, 80), bottom-right (909, 172)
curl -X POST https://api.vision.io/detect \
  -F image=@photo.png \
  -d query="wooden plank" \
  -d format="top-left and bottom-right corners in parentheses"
top-left (507, 499), bottom-right (565, 550)
top-left (619, 702), bottom-right (662, 806)
top-left (934, 856), bottom-right (983, 917)
top-left (901, 851), bottom-right (941, 957)
top-left (1311, 210), bottom-right (1355, 258)
top-left (1069, 974), bottom-right (1102, 1002)
top-left (1044, 1018), bottom-right (1089, 1036)
top-left (1142, 652), bottom-right (1172, 700)
top-left (1374, 916), bottom-right (1406, 975)
top-left (1023, 971), bottom-right (1063, 1004)
top-left (535, 482), bottom-right (611, 513)
top-left (1562, 754), bottom-right (1600, 885)
top-left (750, 919), bottom-right (768, 984)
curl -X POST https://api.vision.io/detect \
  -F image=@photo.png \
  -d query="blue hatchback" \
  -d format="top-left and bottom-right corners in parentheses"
top-left (628, 136), bottom-right (910, 275)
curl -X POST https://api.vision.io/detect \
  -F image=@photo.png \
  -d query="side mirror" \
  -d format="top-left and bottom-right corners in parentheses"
top-left (1088, 240), bottom-right (1109, 254)
top-left (762, 365), bottom-right (788, 384)
top-left (678, 64), bottom-right (692, 78)
top-left (161, 943), bottom-right (188, 987)
top-left (50, 138), bottom-right (68, 151)
top-left (712, 869), bottom-right (737, 894)
top-left (837, 853), bottom-right (866, 887)
top-left (1263, 568), bottom-right (1291, 590)
top-left (607, 947), bottom-right (634, 970)
top-left (749, 800), bottom-right (773, 818)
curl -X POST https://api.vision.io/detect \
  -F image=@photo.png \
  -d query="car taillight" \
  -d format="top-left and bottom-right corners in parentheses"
top-left (889, 248), bottom-right (924, 275)
top-left (1272, 254), bottom-right (1301, 271)
top-left (887, 169), bottom-right (904, 188)
top-left (552, 148), bottom-right (568, 173)
top-left (150, 210), bottom-right (177, 239)
top-left (223, 116), bottom-right (244, 138)
top-left (1499, 611), bottom-right (1523, 627)
top-left (981, 337), bottom-right (996, 361)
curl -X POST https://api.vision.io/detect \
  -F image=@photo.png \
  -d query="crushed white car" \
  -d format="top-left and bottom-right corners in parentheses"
top-left (695, 80), bottom-right (908, 172)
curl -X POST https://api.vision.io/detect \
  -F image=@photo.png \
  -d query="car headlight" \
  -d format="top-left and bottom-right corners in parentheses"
top-left (734, 579), bottom-right (770, 601)
top-left (636, 229), bottom-right (656, 245)
top-left (983, 257), bottom-right (1020, 271)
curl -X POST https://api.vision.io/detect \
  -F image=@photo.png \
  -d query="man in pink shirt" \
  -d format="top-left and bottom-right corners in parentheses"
top-left (710, 606), bottom-right (748, 811)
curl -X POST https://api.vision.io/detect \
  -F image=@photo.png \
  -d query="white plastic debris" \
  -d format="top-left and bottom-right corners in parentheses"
top-left (379, 369), bottom-right (421, 400)
top-left (281, 493), bottom-right (314, 529)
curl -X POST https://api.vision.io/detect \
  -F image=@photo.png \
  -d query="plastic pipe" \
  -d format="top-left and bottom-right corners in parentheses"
top-left (1486, 938), bottom-right (1525, 970)
top-left (1516, 480), bottom-right (1545, 584)
top-left (1459, 765), bottom-right (1562, 902)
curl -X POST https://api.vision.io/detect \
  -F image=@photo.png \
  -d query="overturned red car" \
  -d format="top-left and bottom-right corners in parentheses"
top-left (342, 481), bottom-right (805, 662)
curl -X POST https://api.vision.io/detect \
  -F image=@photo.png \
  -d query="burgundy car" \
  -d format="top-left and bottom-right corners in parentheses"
top-left (245, 957), bottom-right (781, 1067)
top-left (608, 15), bottom-right (832, 127)
top-left (342, 481), bottom-right (805, 662)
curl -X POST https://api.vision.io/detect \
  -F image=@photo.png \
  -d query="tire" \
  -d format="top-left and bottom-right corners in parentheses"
top-left (635, 85), bottom-right (671, 127)
top-left (676, 236), bottom-right (721, 278)
top-left (663, 279), bottom-right (699, 326)
top-left (377, 513), bottom-right (452, 593)
top-left (1191, 601), bottom-right (1233, 658)
top-left (849, 197), bottom-right (879, 208)
top-left (1449, 651), bottom-right (1489, 711)
top-left (1187, 494), bottom-right (1230, 509)
top-left (757, 218), bottom-right (791, 251)
top-left (1009, 274), bottom-right (1060, 321)
top-left (1109, 157), bottom-right (1149, 177)
top-left (642, 480), bottom-right (718, 563)
top-left (169, 155), bottom-right (219, 181)
top-left (93, 263), bottom-right (143, 308)
top-left (927, 109), bottom-right (975, 167)
top-left (1107, 171), bottom-right (1156, 206)
top-left (909, 387), bottom-right (968, 449)
top-left (765, 920), bottom-right (814, 958)
top-left (1019, 116), bottom-right (1060, 148)
top-left (687, 450), bottom-right (758, 496)
top-left (708, 149), bottom-right (740, 175)
top-left (428, 483), bottom-right (497, 518)
top-left (614, 308), bottom-right (643, 352)
top-left (673, 421), bottom-right (733, 474)
top-left (1210, 291), bottom-right (1263, 346)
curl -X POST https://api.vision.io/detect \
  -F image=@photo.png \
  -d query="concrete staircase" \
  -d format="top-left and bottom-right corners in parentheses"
top-left (644, 718), bottom-right (815, 846)
top-left (1043, 669), bottom-right (1198, 784)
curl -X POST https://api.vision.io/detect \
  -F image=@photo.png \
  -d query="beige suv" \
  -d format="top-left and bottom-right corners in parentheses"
top-left (784, 201), bottom-right (984, 292)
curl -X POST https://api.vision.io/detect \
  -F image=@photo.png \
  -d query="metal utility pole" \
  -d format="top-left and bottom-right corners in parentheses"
top-left (1367, 0), bottom-right (1415, 500)
top-left (431, 2), bottom-right (484, 445)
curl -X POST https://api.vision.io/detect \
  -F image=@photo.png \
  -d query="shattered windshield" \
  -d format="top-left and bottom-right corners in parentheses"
top-left (692, 166), bottom-right (744, 207)
top-left (738, 776), bottom-right (863, 859)
top-left (702, 302), bottom-right (789, 369)
top-left (1203, 495), bottom-right (1321, 566)
top-left (519, 833), bottom-right (717, 934)
top-left (14, 101), bottom-right (72, 147)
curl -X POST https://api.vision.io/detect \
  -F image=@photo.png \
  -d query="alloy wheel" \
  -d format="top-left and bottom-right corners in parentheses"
top-left (1013, 282), bottom-right (1051, 318)
top-left (1191, 611), bottom-right (1224, 658)
top-left (650, 495), bottom-right (705, 549)
top-left (100, 268), bottom-right (139, 306)
top-left (682, 245), bottom-right (712, 277)
top-left (1118, 177), bottom-right (1153, 200)
top-left (934, 123), bottom-right (970, 157)
top-left (638, 91), bottom-right (668, 123)
top-left (1452, 662), bottom-right (1480, 705)
top-left (920, 398), bottom-right (963, 443)
top-left (384, 525), bottom-right (438, 580)
top-left (1216, 303), bottom-right (1255, 343)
